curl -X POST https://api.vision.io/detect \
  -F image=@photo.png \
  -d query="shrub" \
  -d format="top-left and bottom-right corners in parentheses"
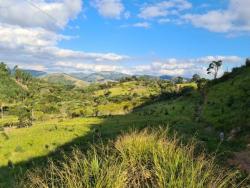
top-left (20, 128), bottom-right (241, 188)
top-left (180, 86), bottom-right (194, 96)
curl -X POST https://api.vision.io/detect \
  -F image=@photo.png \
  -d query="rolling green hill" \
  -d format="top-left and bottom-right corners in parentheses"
top-left (0, 62), bottom-right (250, 187)
top-left (71, 71), bottom-right (129, 83)
top-left (201, 65), bottom-right (250, 131)
top-left (41, 73), bottom-right (89, 88)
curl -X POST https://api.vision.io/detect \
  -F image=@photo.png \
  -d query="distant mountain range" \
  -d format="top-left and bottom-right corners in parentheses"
top-left (22, 69), bottom-right (47, 77)
top-left (23, 69), bottom-right (179, 87)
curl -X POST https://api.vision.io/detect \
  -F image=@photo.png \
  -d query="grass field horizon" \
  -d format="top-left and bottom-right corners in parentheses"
top-left (1, 1), bottom-right (250, 187)
top-left (0, 62), bottom-right (250, 187)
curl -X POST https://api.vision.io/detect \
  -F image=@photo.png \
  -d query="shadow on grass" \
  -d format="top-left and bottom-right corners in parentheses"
top-left (1, 91), bottom-right (246, 187)
top-left (0, 96), bottom-right (175, 187)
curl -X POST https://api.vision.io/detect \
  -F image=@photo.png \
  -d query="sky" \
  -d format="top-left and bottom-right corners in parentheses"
top-left (0, 0), bottom-right (249, 78)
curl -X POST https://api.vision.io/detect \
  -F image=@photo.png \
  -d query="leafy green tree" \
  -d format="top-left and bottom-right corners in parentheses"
top-left (207, 60), bottom-right (222, 79)
top-left (0, 62), bottom-right (10, 75)
top-left (191, 74), bottom-right (201, 82)
top-left (173, 76), bottom-right (184, 84)
top-left (13, 65), bottom-right (32, 84)
top-left (17, 106), bottom-right (32, 127)
top-left (197, 78), bottom-right (207, 91)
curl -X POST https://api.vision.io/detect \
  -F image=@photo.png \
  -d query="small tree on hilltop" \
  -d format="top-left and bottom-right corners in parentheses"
top-left (191, 74), bottom-right (201, 82)
top-left (174, 76), bottom-right (184, 84)
top-left (207, 60), bottom-right (222, 79)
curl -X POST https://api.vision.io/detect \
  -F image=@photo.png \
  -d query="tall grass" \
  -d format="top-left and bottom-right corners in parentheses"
top-left (21, 128), bottom-right (242, 188)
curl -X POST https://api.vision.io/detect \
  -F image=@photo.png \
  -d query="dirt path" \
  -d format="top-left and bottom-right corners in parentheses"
top-left (195, 89), bottom-right (208, 121)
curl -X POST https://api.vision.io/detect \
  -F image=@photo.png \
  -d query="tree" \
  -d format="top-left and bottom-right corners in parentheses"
top-left (0, 62), bottom-right (10, 75)
top-left (17, 106), bottom-right (32, 127)
top-left (207, 60), bottom-right (222, 79)
top-left (13, 65), bottom-right (32, 83)
top-left (191, 74), bottom-right (201, 82)
top-left (246, 58), bottom-right (250, 67)
top-left (174, 76), bottom-right (184, 84)
top-left (197, 78), bottom-right (207, 91)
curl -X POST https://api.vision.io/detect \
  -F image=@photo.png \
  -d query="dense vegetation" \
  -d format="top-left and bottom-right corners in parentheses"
top-left (0, 60), bottom-right (249, 187)
top-left (22, 128), bottom-right (241, 188)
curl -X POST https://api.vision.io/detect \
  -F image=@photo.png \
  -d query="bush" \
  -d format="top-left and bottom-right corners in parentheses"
top-left (20, 128), bottom-right (240, 188)
top-left (180, 86), bottom-right (194, 96)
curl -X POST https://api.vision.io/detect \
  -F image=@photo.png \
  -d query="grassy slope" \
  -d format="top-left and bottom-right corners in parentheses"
top-left (202, 66), bottom-right (250, 131)
top-left (23, 129), bottom-right (240, 188)
top-left (95, 81), bottom-right (161, 97)
top-left (41, 73), bottom-right (89, 88)
top-left (0, 118), bottom-right (102, 166)
top-left (94, 81), bottom-right (162, 115)
top-left (0, 66), bottom-right (249, 186)
top-left (0, 73), bottom-right (26, 101)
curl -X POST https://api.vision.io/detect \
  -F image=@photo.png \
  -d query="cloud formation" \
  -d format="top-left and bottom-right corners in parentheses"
top-left (0, 0), bottom-right (246, 76)
top-left (131, 56), bottom-right (243, 77)
top-left (183, 0), bottom-right (250, 33)
top-left (132, 22), bottom-right (151, 28)
top-left (0, 0), bottom-right (129, 73)
top-left (91, 0), bottom-right (125, 19)
top-left (139, 0), bottom-right (192, 19)
top-left (0, 0), bottom-right (82, 30)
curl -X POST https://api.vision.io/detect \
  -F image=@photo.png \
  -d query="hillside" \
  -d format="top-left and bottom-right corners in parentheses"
top-left (0, 62), bottom-right (250, 187)
top-left (41, 73), bottom-right (89, 88)
top-left (202, 65), bottom-right (250, 131)
top-left (0, 71), bottom-right (26, 102)
top-left (71, 71), bottom-right (129, 83)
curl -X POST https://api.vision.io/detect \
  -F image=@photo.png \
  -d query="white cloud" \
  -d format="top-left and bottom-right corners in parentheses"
top-left (183, 0), bottom-right (250, 33)
top-left (158, 18), bottom-right (171, 24)
top-left (130, 56), bottom-right (243, 77)
top-left (139, 0), bottom-right (192, 19)
top-left (55, 61), bottom-right (125, 73)
top-left (0, 22), bottom-right (129, 72)
top-left (0, 0), bottom-right (129, 72)
top-left (92, 0), bottom-right (125, 19)
top-left (18, 64), bottom-right (48, 72)
top-left (132, 22), bottom-right (150, 28)
top-left (0, 0), bottom-right (82, 30)
top-left (0, 24), bottom-right (65, 48)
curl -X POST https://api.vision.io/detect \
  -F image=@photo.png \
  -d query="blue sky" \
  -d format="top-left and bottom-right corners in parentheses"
top-left (0, 0), bottom-right (249, 77)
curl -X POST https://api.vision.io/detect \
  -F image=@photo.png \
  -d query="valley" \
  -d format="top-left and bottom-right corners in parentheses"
top-left (0, 61), bottom-right (249, 187)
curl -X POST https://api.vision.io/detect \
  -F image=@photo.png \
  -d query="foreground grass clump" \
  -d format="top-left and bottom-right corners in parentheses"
top-left (21, 128), bottom-right (240, 188)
